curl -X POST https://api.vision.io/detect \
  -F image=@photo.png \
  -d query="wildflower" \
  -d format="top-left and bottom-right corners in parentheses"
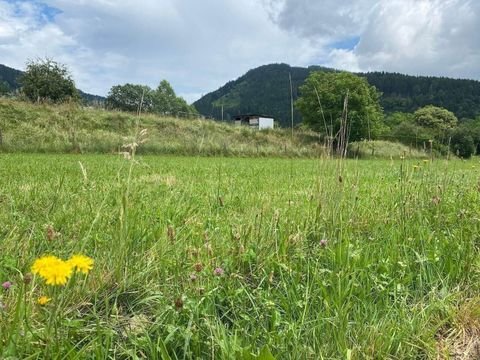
top-left (319, 239), bottom-right (328, 248)
top-left (213, 267), bottom-right (224, 276)
top-left (38, 296), bottom-right (51, 306)
top-left (189, 274), bottom-right (197, 282)
top-left (31, 255), bottom-right (73, 286)
top-left (174, 297), bottom-right (184, 310)
top-left (67, 255), bottom-right (94, 275)
top-left (23, 273), bottom-right (33, 285)
top-left (2, 281), bottom-right (12, 290)
top-left (194, 263), bottom-right (203, 272)
top-left (46, 225), bottom-right (58, 241)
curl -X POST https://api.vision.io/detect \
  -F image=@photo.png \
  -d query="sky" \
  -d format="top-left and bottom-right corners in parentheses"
top-left (0, 0), bottom-right (478, 103)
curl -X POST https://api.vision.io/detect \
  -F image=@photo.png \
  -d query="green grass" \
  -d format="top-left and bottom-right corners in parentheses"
top-left (0, 99), bottom-right (325, 157)
top-left (0, 153), bottom-right (479, 359)
top-left (348, 140), bottom-right (429, 159)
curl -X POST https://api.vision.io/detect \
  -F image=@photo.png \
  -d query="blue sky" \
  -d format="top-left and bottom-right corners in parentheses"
top-left (1, 0), bottom-right (479, 102)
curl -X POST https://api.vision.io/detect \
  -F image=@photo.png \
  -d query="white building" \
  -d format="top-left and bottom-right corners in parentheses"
top-left (233, 114), bottom-right (274, 130)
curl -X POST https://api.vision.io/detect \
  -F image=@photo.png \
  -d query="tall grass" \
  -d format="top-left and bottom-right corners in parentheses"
top-left (0, 153), bottom-right (479, 358)
top-left (0, 99), bottom-right (325, 157)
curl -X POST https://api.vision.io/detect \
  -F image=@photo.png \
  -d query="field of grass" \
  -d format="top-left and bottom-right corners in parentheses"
top-left (0, 153), bottom-right (479, 359)
top-left (0, 99), bottom-right (326, 157)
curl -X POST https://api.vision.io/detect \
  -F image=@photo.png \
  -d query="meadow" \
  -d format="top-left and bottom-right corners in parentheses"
top-left (0, 153), bottom-right (479, 359)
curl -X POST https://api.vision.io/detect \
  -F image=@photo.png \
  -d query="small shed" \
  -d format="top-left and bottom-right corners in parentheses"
top-left (233, 114), bottom-right (274, 130)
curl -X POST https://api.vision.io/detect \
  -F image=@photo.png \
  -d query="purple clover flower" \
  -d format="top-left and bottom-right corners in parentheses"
top-left (213, 267), bottom-right (224, 276)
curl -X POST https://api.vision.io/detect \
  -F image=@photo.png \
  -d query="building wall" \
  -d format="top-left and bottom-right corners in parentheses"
top-left (258, 117), bottom-right (274, 129)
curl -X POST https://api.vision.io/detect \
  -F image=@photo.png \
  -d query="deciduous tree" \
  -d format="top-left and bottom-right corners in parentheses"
top-left (296, 71), bottom-right (384, 142)
top-left (20, 58), bottom-right (78, 103)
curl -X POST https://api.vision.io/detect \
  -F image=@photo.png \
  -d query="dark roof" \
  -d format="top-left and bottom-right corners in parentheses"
top-left (233, 114), bottom-right (274, 119)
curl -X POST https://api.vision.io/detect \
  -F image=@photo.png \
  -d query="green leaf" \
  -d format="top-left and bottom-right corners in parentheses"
top-left (156, 338), bottom-right (172, 360)
top-left (257, 346), bottom-right (276, 360)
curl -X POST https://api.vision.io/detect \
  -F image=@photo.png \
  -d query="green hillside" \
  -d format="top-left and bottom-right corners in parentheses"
top-left (0, 99), bottom-right (325, 157)
top-left (193, 63), bottom-right (480, 126)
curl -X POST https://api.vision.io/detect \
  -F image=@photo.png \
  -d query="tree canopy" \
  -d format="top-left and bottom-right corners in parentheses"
top-left (193, 64), bottom-right (480, 125)
top-left (20, 58), bottom-right (79, 103)
top-left (106, 80), bottom-right (197, 117)
top-left (296, 71), bottom-right (384, 142)
top-left (0, 80), bottom-right (10, 95)
top-left (413, 105), bottom-right (458, 132)
top-left (106, 84), bottom-right (154, 113)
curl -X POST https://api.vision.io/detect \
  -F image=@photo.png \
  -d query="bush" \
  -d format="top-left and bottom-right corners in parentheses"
top-left (451, 128), bottom-right (476, 158)
top-left (20, 58), bottom-right (79, 103)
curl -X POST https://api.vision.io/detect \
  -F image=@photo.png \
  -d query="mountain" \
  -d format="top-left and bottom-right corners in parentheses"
top-left (193, 63), bottom-right (480, 126)
top-left (0, 63), bottom-right (105, 104)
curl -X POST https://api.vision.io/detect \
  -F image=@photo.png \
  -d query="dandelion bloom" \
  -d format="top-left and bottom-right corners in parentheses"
top-left (67, 255), bottom-right (94, 275)
top-left (31, 255), bottom-right (73, 286)
top-left (38, 296), bottom-right (51, 305)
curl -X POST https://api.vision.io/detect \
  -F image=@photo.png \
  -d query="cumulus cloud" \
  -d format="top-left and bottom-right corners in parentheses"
top-left (270, 0), bottom-right (377, 42)
top-left (1, 0), bottom-right (323, 101)
top-left (349, 0), bottom-right (480, 79)
top-left (274, 0), bottom-right (480, 80)
top-left (0, 0), bottom-right (478, 102)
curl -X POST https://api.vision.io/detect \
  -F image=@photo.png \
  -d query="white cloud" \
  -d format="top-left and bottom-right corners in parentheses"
top-left (0, 0), bottom-right (479, 103)
top-left (1, 0), bottom-right (322, 102)
top-left (274, 0), bottom-right (480, 80)
top-left (348, 0), bottom-right (480, 79)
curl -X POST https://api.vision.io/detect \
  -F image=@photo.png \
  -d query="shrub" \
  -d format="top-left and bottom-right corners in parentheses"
top-left (451, 128), bottom-right (476, 158)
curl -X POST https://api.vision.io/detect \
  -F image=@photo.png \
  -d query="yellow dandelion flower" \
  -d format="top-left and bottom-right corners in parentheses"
top-left (31, 255), bottom-right (73, 286)
top-left (38, 296), bottom-right (51, 305)
top-left (67, 255), bottom-right (94, 275)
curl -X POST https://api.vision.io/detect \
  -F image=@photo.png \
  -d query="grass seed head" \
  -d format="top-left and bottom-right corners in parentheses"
top-left (167, 225), bottom-right (175, 242)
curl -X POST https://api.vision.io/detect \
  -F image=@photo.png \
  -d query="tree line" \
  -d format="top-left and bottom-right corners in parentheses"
top-left (193, 63), bottom-right (480, 126)
top-left (296, 71), bottom-right (480, 158)
top-left (0, 58), bottom-right (197, 117)
top-left (3, 58), bottom-right (480, 157)
top-left (105, 81), bottom-right (197, 117)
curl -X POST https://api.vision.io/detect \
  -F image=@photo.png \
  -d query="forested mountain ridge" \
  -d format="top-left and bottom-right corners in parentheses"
top-left (193, 63), bottom-right (480, 126)
top-left (0, 63), bottom-right (105, 104)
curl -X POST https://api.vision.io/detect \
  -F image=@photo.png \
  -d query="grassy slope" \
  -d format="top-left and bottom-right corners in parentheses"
top-left (0, 154), bottom-right (479, 358)
top-left (0, 99), bottom-right (324, 157)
